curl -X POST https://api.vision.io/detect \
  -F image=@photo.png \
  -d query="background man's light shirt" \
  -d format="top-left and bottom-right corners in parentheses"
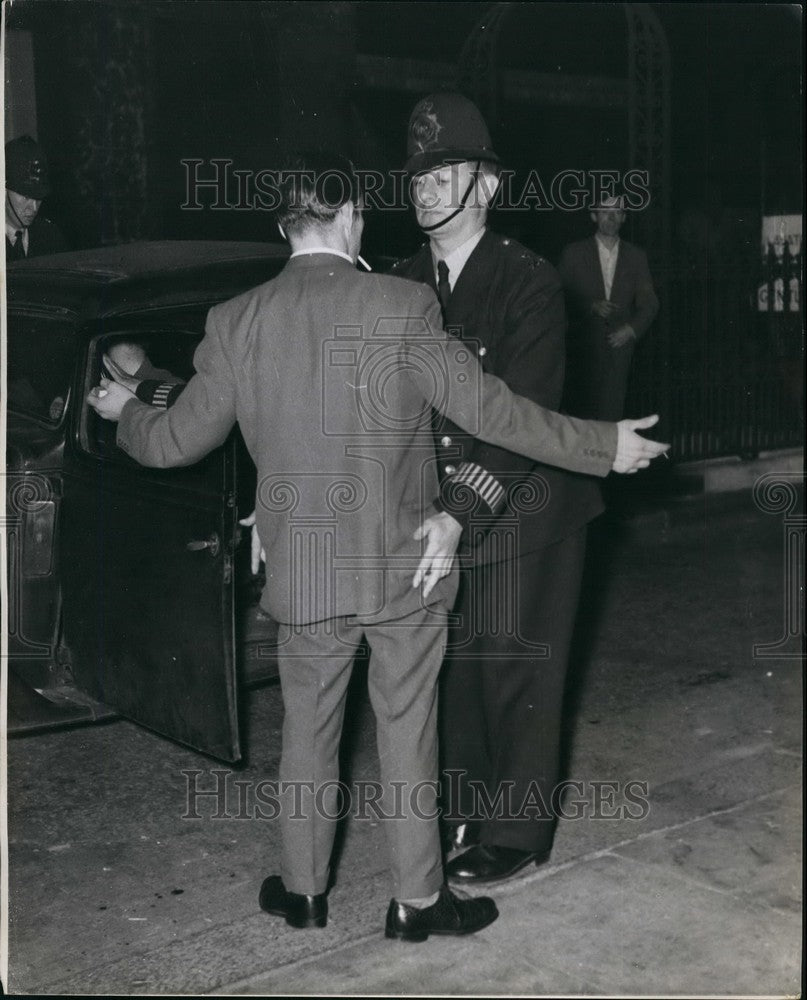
top-left (595, 235), bottom-right (620, 300)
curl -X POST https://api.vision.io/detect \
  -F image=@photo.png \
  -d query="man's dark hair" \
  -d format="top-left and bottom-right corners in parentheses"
top-left (277, 150), bottom-right (360, 236)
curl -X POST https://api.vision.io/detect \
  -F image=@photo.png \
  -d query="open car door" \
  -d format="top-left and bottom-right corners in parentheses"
top-left (59, 327), bottom-right (241, 761)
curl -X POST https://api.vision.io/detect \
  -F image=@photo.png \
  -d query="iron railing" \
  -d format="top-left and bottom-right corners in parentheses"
top-left (625, 260), bottom-right (803, 462)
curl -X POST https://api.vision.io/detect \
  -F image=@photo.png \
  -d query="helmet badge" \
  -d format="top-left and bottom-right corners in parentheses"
top-left (410, 102), bottom-right (442, 153)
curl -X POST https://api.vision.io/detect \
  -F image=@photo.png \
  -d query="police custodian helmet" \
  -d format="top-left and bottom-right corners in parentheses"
top-left (405, 92), bottom-right (500, 175)
top-left (5, 135), bottom-right (51, 200)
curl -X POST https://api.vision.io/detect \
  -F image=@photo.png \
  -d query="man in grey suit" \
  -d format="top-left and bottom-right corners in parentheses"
top-left (88, 152), bottom-right (667, 941)
top-left (559, 195), bottom-right (659, 421)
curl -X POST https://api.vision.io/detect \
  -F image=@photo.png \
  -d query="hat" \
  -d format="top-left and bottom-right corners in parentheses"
top-left (405, 93), bottom-right (500, 175)
top-left (5, 135), bottom-right (51, 199)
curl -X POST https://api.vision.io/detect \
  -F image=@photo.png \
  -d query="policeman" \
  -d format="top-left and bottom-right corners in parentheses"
top-left (5, 135), bottom-right (68, 260)
top-left (392, 93), bottom-right (606, 883)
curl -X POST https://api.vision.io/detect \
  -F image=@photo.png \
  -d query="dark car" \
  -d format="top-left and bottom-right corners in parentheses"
top-left (5, 241), bottom-right (291, 761)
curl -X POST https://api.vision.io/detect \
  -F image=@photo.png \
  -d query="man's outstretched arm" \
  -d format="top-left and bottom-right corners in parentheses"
top-left (404, 290), bottom-right (669, 476)
top-left (87, 309), bottom-right (237, 467)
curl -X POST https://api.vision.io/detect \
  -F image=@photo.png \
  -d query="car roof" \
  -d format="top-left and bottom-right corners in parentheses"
top-left (7, 240), bottom-right (290, 320)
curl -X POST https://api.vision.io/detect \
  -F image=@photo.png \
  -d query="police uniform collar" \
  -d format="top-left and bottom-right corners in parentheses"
top-left (430, 226), bottom-right (486, 290)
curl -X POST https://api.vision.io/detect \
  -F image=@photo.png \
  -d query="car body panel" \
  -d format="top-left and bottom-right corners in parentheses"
top-left (5, 241), bottom-right (289, 759)
top-left (60, 432), bottom-right (241, 761)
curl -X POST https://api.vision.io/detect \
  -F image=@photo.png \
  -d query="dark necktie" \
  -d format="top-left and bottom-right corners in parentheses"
top-left (8, 230), bottom-right (26, 261)
top-left (436, 259), bottom-right (451, 318)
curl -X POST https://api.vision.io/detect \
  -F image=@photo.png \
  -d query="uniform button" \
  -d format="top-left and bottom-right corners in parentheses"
top-left (441, 435), bottom-right (452, 447)
top-left (478, 346), bottom-right (487, 357)
top-left (445, 464), bottom-right (457, 475)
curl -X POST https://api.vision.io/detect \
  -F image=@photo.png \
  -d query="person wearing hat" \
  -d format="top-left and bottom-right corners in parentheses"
top-left (559, 195), bottom-right (659, 421)
top-left (88, 148), bottom-right (668, 939)
top-left (5, 135), bottom-right (68, 261)
top-left (391, 92), bottom-right (608, 884)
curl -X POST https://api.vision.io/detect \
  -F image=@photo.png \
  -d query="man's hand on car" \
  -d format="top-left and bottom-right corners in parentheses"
top-left (613, 414), bottom-right (669, 473)
top-left (86, 377), bottom-right (135, 421)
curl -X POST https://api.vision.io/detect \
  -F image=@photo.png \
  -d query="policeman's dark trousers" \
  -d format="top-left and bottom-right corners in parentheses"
top-left (276, 604), bottom-right (448, 901)
top-left (440, 527), bottom-right (587, 855)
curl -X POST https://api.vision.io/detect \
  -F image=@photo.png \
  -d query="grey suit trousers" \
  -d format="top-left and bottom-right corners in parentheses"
top-left (276, 603), bottom-right (449, 900)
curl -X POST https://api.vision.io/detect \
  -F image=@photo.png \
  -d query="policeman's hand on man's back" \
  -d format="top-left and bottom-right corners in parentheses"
top-left (613, 414), bottom-right (669, 473)
top-left (413, 511), bottom-right (463, 599)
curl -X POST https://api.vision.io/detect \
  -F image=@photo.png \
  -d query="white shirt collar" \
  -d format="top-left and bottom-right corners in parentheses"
top-left (595, 234), bottom-right (620, 256)
top-left (432, 227), bottom-right (486, 291)
top-left (6, 222), bottom-right (29, 254)
top-left (290, 246), bottom-right (354, 264)
top-left (594, 235), bottom-right (620, 300)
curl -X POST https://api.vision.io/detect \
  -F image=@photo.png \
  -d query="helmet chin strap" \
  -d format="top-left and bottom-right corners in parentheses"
top-left (6, 192), bottom-right (29, 230)
top-left (416, 161), bottom-right (481, 233)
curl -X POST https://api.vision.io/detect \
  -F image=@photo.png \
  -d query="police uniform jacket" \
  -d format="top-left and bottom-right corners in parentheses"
top-left (391, 231), bottom-right (605, 565)
top-left (5, 215), bottom-right (68, 260)
top-left (117, 253), bottom-right (616, 624)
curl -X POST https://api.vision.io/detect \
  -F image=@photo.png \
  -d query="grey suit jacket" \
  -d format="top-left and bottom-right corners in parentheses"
top-left (117, 254), bottom-right (616, 625)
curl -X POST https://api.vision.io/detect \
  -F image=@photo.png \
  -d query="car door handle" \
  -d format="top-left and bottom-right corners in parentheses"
top-left (186, 534), bottom-right (220, 557)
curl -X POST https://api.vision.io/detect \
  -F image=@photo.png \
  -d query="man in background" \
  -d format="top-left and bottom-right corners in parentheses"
top-left (5, 135), bottom-right (68, 260)
top-left (559, 195), bottom-right (658, 421)
top-left (88, 150), bottom-right (667, 940)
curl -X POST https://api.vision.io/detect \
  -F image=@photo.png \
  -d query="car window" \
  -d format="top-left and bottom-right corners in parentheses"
top-left (6, 312), bottom-right (76, 424)
top-left (81, 329), bottom-right (227, 490)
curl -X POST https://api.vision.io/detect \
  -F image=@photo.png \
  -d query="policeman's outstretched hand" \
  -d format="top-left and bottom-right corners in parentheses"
top-left (86, 377), bottom-right (135, 422)
top-left (613, 414), bottom-right (670, 473)
top-left (412, 511), bottom-right (463, 599)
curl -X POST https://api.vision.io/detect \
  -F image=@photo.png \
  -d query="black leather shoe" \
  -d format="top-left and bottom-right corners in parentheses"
top-left (258, 875), bottom-right (327, 928)
top-left (446, 844), bottom-right (547, 884)
top-left (385, 885), bottom-right (498, 942)
top-left (442, 821), bottom-right (480, 854)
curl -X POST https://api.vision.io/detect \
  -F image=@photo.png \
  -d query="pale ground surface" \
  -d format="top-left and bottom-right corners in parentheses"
top-left (6, 489), bottom-right (802, 996)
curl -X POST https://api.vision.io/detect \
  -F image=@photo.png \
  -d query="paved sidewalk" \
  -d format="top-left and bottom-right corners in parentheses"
top-left (6, 490), bottom-right (803, 996)
top-left (220, 517), bottom-right (803, 996)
